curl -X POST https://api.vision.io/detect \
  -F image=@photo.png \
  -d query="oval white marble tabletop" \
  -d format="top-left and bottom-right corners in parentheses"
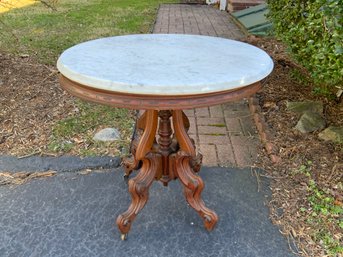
top-left (57, 34), bottom-right (273, 96)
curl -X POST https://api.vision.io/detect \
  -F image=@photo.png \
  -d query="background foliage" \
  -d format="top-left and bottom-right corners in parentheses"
top-left (267, 0), bottom-right (343, 94)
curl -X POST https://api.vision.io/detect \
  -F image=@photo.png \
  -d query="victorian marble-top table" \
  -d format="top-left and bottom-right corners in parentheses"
top-left (57, 34), bottom-right (274, 240)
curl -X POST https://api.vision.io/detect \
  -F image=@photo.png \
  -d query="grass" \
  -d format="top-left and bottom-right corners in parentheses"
top-left (295, 161), bottom-right (343, 256)
top-left (48, 100), bottom-right (135, 156)
top-left (209, 123), bottom-right (226, 127)
top-left (0, 0), bottom-right (177, 64)
top-left (0, 0), bottom-right (177, 156)
top-left (306, 179), bottom-right (343, 256)
top-left (307, 179), bottom-right (343, 256)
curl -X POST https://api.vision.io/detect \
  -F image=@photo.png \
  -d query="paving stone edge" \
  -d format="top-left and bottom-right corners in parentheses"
top-left (149, 4), bottom-right (161, 33)
top-left (248, 96), bottom-right (281, 164)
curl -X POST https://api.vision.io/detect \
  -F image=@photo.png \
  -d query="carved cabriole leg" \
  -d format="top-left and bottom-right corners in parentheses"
top-left (136, 111), bottom-right (147, 130)
top-left (182, 111), bottom-right (190, 132)
top-left (117, 110), bottom-right (160, 238)
top-left (122, 111), bottom-right (147, 178)
top-left (172, 110), bottom-right (218, 231)
top-left (181, 111), bottom-right (202, 173)
top-left (169, 111), bottom-right (189, 153)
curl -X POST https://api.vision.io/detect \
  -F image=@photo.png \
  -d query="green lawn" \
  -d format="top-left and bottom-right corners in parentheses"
top-left (0, 0), bottom-right (177, 64)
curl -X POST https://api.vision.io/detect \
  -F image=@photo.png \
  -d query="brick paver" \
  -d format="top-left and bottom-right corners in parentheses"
top-left (153, 4), bottom-right (244, 39)
top-left (153, 4), bottom-right (260, 167)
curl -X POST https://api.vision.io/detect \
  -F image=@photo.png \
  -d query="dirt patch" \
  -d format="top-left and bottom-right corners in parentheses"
top-left (246, 36), bottom-right (343, 256)
top-left (0, 52), bottom-right (76, 156)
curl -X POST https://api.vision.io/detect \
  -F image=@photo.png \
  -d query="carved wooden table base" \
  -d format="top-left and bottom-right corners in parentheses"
top-left (57, 34), bottom-right (272, 241)
top-left (117, 110), bottom-right (218, 239)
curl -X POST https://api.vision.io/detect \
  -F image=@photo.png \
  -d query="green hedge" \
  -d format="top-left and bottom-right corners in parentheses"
top-left (267, 0), bottom-right (343, 91)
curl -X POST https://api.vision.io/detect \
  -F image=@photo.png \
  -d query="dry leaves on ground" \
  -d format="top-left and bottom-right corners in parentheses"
top-left (247, 36), bottom-right (343, 257)
top-left (0, 52), bottom-right (77, 156)
top-left (0, 170), bottom-right (56, 185)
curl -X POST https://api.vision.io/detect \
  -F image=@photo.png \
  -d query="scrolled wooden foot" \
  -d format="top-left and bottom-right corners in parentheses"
top-left (116, 153), bottom-right (160, 235)
top-left (172, 110), bottom-right (218, 231)
top-left (117, 110), bottom-right (159, 237)
top-left (175, 151), bottom-right (218, 231)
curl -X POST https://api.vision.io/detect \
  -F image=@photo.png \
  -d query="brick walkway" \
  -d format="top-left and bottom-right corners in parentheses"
top-left (153, 4), bottom-right (260, 167)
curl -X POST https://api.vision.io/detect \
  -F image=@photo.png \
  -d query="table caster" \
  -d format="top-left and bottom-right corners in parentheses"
top-left (121, 233), bottom-right (128, 241)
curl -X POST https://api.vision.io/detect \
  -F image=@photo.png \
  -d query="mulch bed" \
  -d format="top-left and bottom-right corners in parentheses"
top-left (0, 52), bottom-right (76, 156)
top-left (246, 36), bottom-right (343, 256)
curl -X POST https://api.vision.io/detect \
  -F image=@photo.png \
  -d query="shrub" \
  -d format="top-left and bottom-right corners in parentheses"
top-left (267, 0), bottom-right (343, 92)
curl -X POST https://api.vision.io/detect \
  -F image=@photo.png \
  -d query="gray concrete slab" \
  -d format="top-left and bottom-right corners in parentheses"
top-left (0, 167), bottom-right (296, 257)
